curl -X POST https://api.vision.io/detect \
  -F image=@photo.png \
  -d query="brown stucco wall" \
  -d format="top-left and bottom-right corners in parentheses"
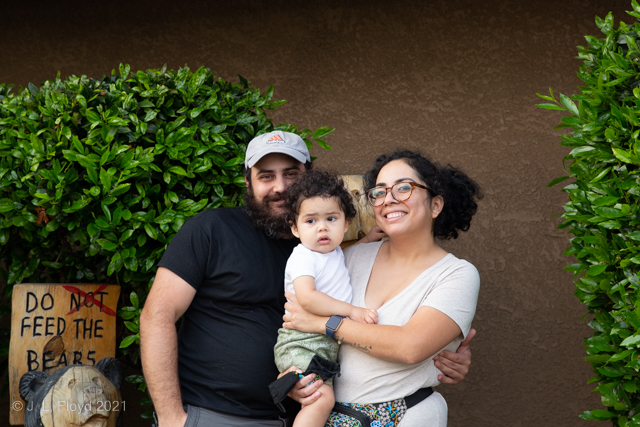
top-left (1, 0), bottom-right (633, 425)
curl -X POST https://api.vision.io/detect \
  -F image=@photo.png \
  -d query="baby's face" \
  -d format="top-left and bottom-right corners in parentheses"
top-left (291, 196), bottom-right (349, 254)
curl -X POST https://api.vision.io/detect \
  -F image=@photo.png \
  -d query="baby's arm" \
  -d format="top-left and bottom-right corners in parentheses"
top-left (293, 276), bottom-right (377, 324)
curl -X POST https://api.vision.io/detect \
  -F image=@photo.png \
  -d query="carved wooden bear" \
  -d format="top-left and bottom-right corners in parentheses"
top-left (19, 357), bottom-right (123, 427)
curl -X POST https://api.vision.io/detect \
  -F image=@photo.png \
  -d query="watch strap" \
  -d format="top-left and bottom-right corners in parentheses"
top-left (325, 315), bottom-right (345, 339)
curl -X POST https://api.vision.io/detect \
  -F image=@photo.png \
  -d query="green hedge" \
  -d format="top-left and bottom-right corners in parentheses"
top-left (0, 64), bottom-right (333, 414)
top-left (539, 3), bottom-right (640, 425)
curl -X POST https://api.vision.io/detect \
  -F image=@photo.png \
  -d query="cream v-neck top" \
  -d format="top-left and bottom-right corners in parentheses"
top-left (334, 241), bottom-right (480, 404)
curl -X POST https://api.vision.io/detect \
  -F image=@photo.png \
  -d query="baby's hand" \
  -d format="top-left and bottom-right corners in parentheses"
top-left (350, 307), bottom-right (378, 324)
top-left (364, 308), bottom-right (378, 324)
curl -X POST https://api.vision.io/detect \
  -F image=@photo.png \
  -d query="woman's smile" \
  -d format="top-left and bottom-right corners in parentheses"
top-left (384, 211), bottom-right (407, 220)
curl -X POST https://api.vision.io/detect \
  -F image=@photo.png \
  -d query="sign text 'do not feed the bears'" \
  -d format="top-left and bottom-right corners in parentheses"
top-left (9, 283), bottom-right (120, 425)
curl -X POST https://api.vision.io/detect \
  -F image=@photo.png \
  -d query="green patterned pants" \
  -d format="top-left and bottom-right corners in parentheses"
top-left (274, 328), bottom-right (339, 387)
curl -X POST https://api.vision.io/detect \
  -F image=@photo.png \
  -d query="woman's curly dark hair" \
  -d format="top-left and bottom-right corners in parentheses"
top-left (364, 150), bottom-right (482, 240)
top-left (284, 169), bottom-right (357, 225)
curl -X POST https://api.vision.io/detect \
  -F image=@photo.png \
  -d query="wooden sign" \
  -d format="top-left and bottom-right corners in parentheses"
top-left (9, 284), bottom-right (120, 425)
top-left (342, 175), bottom-right (377, 245)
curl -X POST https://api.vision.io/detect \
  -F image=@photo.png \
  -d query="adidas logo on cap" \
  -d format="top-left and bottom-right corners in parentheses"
top-left (266, 135), bottom-right (286, 144)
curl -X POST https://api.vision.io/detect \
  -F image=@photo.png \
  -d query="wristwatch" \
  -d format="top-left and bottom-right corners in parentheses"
top-left (325, 315), bottom-right (345, 339)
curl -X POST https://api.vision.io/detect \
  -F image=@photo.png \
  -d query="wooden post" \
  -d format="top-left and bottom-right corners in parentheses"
top-left (341, 175), bottom-right (377, 247)
top-left (9, 284), bottom-right (120, 425)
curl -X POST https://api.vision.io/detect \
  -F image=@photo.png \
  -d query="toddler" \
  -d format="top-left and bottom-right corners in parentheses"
top-left (274, 170), bottom-right (378, 427)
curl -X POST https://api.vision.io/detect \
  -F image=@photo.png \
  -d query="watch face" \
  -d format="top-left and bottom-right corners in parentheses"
top-left (326, 316), bottom-right (342, 330)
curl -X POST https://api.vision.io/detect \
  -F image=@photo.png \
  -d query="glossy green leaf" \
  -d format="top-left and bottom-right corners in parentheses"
top-left (560, 93), bottom-right (580, 116)
top-left (584, 354), bottom-right (611, 363)
top-left (588, 264), bottom-right (607, 276)
top-left (613, 148), bottom-right (634, 163)
top-left (609, 349), bottom-right (633, 362)
top-left (547, 176), bottom-right (570, 187)
top-left (97, 239), bottom-right (118, 251)
top-left (111, 183), bottom-right (131, 197)
top-left (144, 110), bottom-right (158, 122)
top-left (86, 166), bottom-right (99, 185)
top-left (124, 256), bottom-right (138, 271)
top-left (597, 365), bottom-right (627, 377)
top-left (570, 146), bottom-right (596, 156)
top-left (0, 199), bottom-right (14, 213)
top-left (224, 157), bottom-right (243, 167)
top-left (536, 103), bottom-right (565, 111)
top-left (580, 410), bottom-right (616, 420)
top-left (119, 335), bottom-right (137, 348)
top-left (124, 321), bottom-right (139, 333)
top-left (593, 207), bottom-right (626, 218)
top-left (593, 196), bottom-right (619, 206)
top-left (130, 291), bottom-right (139, 309)
top-left (621, 335), bottom-right (640, 347)
top-left (144, 224), bottom-right (158, 240)
top-left (94, 219), bottom-right (110, 230)
top-left (0, 230), bottom-right (9, 246)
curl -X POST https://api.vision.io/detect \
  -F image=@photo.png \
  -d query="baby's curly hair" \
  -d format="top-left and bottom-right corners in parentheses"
top-left (284, 169), bottom-right (357, 225)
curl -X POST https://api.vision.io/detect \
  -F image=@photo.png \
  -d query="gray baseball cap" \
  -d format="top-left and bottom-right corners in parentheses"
top-left (244, 131), bottom-right (311, 168)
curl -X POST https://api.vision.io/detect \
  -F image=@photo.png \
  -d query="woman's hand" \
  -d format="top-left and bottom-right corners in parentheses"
top-left (434, 328), bottom-right (476, 385)
top-left (283, 293), bottom-right (327, 335)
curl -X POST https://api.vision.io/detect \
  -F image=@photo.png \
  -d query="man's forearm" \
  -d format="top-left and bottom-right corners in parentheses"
top-left (140, 309), bottom-right (186, 426)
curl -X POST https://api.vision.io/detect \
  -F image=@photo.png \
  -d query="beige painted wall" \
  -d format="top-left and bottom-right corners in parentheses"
top-left (1, 0), bottom-right (633, 425)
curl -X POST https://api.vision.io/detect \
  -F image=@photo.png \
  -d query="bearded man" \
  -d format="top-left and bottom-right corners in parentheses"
top-left (140, 131), bottom-right (472, 427)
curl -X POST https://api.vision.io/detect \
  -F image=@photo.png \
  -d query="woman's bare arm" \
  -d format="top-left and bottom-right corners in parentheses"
top-left (284, 293), bottom-right (461, 365)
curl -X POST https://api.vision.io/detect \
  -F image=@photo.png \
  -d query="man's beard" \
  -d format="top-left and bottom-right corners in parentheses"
top-left (244, 187), bottom-right (293, 239)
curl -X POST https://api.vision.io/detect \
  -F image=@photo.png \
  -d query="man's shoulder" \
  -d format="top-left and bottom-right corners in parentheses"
top-left (187, 206), bottom-right (251, 228)
top-left (173, 207), bottom-right (258, 243)
top-left (192, 205), bottom-right (246, 219)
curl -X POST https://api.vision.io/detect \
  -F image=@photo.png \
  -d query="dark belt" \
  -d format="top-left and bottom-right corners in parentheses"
top-left (331, 387), bottom-right (434, 427)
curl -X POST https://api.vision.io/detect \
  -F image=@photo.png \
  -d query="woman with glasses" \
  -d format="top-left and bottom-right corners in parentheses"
top-left (283, 150), bottom-right (481, 426)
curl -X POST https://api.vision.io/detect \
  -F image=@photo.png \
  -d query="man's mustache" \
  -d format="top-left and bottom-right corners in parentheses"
top-left (263, 194), bottom-right (284, 203)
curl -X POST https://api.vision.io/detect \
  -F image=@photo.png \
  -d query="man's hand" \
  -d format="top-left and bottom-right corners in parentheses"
top-left (350, 307), bottom-right (378, 324)
top-left (434, 328), bottom-right (476, 385)
top-left (157, 411), bottom-right (188, 427)
top-left (280, 366), bottom-right (324, 406)
top-left (357, 226), bottom-right (387, 244)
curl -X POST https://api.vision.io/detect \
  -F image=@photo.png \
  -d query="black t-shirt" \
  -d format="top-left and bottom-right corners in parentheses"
top-left (157, 207), bottom-right (299, 419)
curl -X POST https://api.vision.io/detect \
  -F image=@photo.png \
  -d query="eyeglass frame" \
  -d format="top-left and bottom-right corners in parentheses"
top-left (366, 181), bottom-right (431, 207)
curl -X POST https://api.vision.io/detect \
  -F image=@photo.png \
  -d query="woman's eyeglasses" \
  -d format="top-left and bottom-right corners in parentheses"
top-left (366, 182), bottom-right (429, 207)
